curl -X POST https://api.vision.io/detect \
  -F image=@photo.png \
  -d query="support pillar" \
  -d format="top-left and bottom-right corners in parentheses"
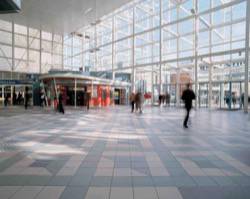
top-left (112, 15), bottom-right (115, 81)
top-left (11, 21), bottom-right (15, 80)
top-left (194, 0), bottom-right (199, 109)
top-left (10, 86), bottom-right (13, 105)
top-left (2, 86), bottom-right (4, 107)
top-left (53, 78), bottom-right (58, 101)
top-left (208, 64), bottom-right (212, 109)
top-left (131, 5), bottom-right (136, 93)
top-left (39, 30), bottom-right (42, 73)
top-left (74, 78), bottom-right (77, 108)
top-left (176, 69), bottom-right (180, 107)
top-left (208, 0), bottom-right (213, 109)
top-left (159, 0), bottom-right (162, 95)
top-left (151, 67), bottom-right (154, 105)
top-left (244, 0), bottom-right (250, 113)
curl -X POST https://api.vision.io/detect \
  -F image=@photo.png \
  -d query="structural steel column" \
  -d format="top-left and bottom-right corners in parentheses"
top-left (151, 66), bottom-right (154, 105)
top-left (74, 78), bottom-right (77, 108)
top-left (39, 30), bottom-right (42, 73)
top-left (2, 86), bottom-right (4, 107)
top-left (112, 15), bottom-right (115, 81)
top-left (27, 27), bottom-right (29, 71)
top-left (131, 5), bottom-right (136, 93)
top-left (176, 4), bottom-right (180, 107)
top-left (71, 36), bottom-right (73, 70)
top-left (62, 34), bottom-right (64, 70)
top-left (176, 69), bottom-right (180, 106)
top-left (11, 21), bottom-right (15, 80)
top-left (159, 0), bottom-right (162, 95)
top-left (208, 0), bottom-right (213, 109)
top-left (194, 0), bottom-right (199, 109)
top-left (52, 33), bottom-right (54, 70)
top-left (53, 78), bottom-right (58, 100)
top-left (244, 0), bottom-right (250, 113)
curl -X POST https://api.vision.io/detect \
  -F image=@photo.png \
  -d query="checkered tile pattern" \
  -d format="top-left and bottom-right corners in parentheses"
top-left (0, 106), bottom-right (250, 199)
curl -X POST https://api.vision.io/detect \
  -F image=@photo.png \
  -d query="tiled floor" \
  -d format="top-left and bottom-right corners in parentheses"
top-left (0, 106), bottom-right (250, 199)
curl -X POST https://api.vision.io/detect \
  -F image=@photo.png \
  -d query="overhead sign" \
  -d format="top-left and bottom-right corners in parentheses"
top-left (0, 79), bottom-right (33, 85)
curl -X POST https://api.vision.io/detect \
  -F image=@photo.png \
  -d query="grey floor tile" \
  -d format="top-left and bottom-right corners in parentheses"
top-left (48, 176), bottom-right (72, 186)
top-left (0, 186), bottom-right (21, 199)
top-left (59, 186), bottom-right (88, 199)
top-left (69, 175), bottom-right (93, 186)
top-left (10, 186), bottom-right (43, 199)
top-left (111, 177), bottom-right (132, 187)
top-left (90, 176), bottom-right (112, 187)
top-left (133, 176), bottom-right (154, 186)
top-left (192, 177), bottom-right (218, 186)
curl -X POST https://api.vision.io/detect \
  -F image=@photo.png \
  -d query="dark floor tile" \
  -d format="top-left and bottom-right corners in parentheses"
top-left (60, 186), bottom-right (88, 199)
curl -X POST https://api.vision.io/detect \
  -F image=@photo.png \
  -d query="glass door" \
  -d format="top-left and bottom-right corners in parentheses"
top-left (198, 83), bottom-right (208, 108)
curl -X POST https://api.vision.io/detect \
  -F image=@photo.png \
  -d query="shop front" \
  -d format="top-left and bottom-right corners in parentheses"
top-left (40, 72), bottom-right (130, 108)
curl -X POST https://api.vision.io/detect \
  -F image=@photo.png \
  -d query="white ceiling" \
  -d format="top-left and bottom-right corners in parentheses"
top-left (0, 0), bottom-right (132, 35)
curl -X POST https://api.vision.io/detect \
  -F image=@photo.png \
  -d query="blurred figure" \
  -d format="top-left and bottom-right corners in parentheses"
top-left (232, 93), bottom-right (236, 108)
top-left (165, 92), bottom-right (170, 106)
top-left (241, 93), bottom-right (244, 109)
top-left (162, 94), bottom-right (166, 105)
top-left (24, 87), bottom-right (29, 110)
top-left (159, 94), bottom-right (162, 106)
top-left (181, 84), bottom-right (196, 128)
top-left (17, 92), bottom-right (22, 105)
top-left (225, 93), bottom-right (230, 108)
top-left (40, 91), bottom-right (46, 107)
top-left (58, 93), bottom-right (64, 114)
top-left (135, 92), bottom-right (143, 114)
top-left (4, 94), bottom-right (8, 107)
top-left (13, 89), bottom-right (17, 105)
top-left (129, 92), bottom-right (135, 113)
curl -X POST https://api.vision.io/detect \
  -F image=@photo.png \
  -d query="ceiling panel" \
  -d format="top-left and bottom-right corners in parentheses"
top-left (0, 0), bottom-right (132, 34)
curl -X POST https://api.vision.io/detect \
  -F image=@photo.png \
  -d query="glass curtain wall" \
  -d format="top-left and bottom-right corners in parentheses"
top-left (0, 19), bottom-right (63, 75)
top-left (65, 0), bottom-right (248, 109)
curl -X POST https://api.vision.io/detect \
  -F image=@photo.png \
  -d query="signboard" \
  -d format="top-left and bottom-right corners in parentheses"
top-left (0, 79), bottom-right (33, 85)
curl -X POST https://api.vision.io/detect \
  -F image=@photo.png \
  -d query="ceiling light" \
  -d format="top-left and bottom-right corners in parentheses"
top-left (190, 8), bottom-right (196, 14)
top-left (84, 8), bottom-right (93, 15)
top-left (76, 33), bottom-right (83, 37)
top-left (91, 19), bottom-right (102, 26)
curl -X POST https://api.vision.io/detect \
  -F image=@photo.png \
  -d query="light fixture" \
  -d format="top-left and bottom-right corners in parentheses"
top-left (76, 33), bottom-right (83, 37)
top-left (90, 19), bottom-right (102, 26)
top-left (190, 8), bottom-right (196, 15)
top-left (84, 8), bottom-right (93, 15)
top-left (70, 32), bottom-right (83, 37)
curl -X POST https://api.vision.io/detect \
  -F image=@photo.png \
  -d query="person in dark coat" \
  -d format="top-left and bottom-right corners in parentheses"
top-left (4, 94), bottom-right (8, 107)
top-left (181, 84), bottom-right (196, 128)
top-left (24, 87), bottom-right (29, 110)
top-left (58, 93), bottom-right (64, 114)
top-left (129, 92), bottom-right (135, 113)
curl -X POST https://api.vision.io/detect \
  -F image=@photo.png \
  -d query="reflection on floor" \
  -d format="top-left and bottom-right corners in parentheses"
top-left (0, 106), bottom-right (250, 199)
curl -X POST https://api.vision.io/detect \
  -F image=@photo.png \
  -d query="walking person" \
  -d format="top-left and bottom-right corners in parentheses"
top-left (181, 84), bottom-right (195, 128)
top-left (136, 92), bottom-right (143, 114)
top-left (165, 92), bottom-right (170, 107)
top-left (129, 92), bottom-right (135, 113)
top-left (24, 87), bottom-right (29, 110)
top-left (4, 94), bottom-right (8, 107)
top-left (58, 93), bottom-right (64, 114)
top-left (17, 92), bottom-right (22, 105)
top-left (40, 91), bottom-right (45, 107)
